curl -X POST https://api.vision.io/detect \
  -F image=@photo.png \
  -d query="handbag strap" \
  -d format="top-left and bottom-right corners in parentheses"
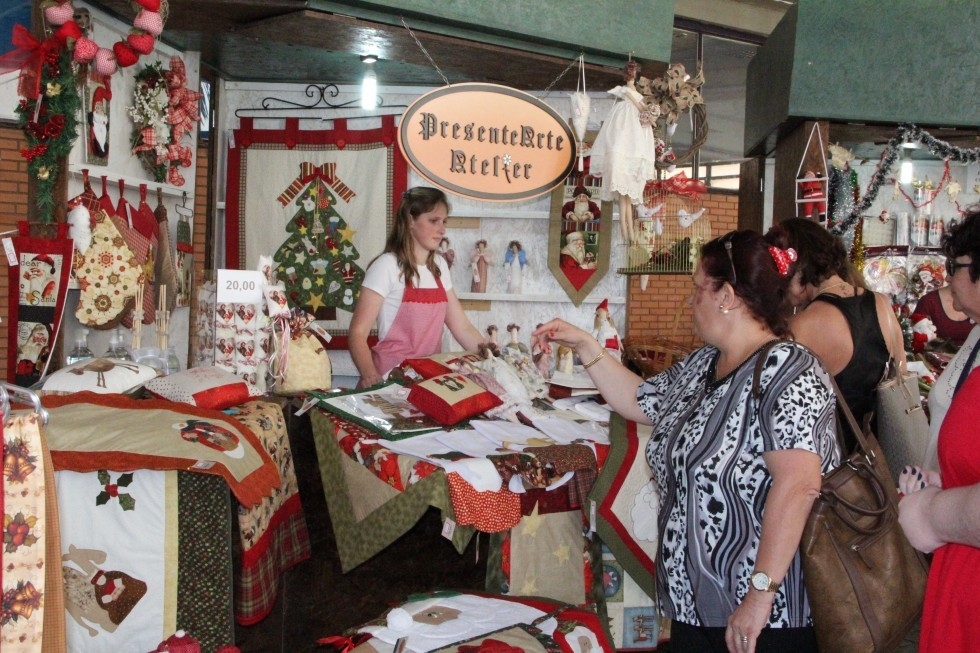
top-left (954, 336), bottom-right (980, 395)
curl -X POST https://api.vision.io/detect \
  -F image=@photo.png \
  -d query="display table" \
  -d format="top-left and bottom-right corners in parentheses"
top-left (310, 408), bottom-right (606, 607)
top-left (40, 395), bottom-right (311, 651)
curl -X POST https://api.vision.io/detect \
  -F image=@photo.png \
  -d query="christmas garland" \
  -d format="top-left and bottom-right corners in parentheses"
top-left (830, 123), bottom-right (980, 236)
top-left (14, 46), bottom-right (80, 224)
top-left (41, 0), bottom-right (165, 76)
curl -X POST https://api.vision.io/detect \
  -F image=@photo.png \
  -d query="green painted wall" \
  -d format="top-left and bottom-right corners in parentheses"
top-left (746, 0), bottom-right (979, 155)
top-left (316, 0), bottom-right (674, 66)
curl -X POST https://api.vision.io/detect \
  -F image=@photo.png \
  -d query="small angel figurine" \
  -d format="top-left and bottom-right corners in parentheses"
top-left (471, 239), bottom-right (492, 292)
top-left (485, 324), bottom-right (501, 357)
top-left (438, 237), bottom-right (456, 269)
top-left (505, 323), bottom-right (530, 355)
top-left (503, 240), bottom-right (528, 294)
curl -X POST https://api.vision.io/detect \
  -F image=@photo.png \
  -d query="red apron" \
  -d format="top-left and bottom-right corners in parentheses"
top-left (371, 275), bottom-right (448, 376)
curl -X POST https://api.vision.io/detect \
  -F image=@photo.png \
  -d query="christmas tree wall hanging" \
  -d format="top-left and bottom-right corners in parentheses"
top-left (273, 162), bottom-right (364, 319)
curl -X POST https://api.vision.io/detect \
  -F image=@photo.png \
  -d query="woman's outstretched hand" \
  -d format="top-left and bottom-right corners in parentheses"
top-left (532, 319), bottom-right (592, 356)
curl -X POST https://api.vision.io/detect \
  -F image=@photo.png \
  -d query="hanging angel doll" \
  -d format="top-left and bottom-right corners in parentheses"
top-left (588, 59), bottom-right (659, 245)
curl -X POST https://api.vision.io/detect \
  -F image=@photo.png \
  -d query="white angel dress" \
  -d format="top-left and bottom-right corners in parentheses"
top-left (588, 85), bottom-right (658, 202)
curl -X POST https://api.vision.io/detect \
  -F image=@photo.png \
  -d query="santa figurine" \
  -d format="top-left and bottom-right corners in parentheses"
top-left (592, 299), bottom-right (622, 362)
top-left (910, 313), bottom-right (937, 353)
top-left (798, 170), bottom-right (827, 222)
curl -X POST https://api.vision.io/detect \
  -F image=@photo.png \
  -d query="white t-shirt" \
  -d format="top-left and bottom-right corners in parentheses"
top-left (925, 324), bottom-right (980, 469)
top-left (361, 253), bottom-right (453, 340)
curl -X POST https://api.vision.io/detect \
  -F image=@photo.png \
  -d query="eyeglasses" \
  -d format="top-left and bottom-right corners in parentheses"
top-left (945, 258), bottom-right (972, 277)
top-left (723, 232), bottom-right (737, 286)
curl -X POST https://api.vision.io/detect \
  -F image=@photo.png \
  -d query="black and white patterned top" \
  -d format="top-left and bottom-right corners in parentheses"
top-left (639, 340), bottom-right (840, 628)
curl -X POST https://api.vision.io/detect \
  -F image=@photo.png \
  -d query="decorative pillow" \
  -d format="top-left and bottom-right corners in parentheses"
top-left (401, 357), bottom-right (453, 379)
top-left (145, 365), bottom-right (263, 409)
top-left (407, 372), bottom-right (503, 426)
top-left (401, 351), bottom-right (485, 379)
top-left (41, 358), bottom-right (161, 396)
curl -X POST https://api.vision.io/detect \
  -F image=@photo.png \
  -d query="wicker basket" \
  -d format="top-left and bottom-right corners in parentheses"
top-left (623, 336), bottom-right (692, 378)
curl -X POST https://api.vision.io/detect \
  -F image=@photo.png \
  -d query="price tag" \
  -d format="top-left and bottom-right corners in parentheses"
top-left (3, 238), bottom-right (17, 267)
top-left (216, 269), bottom-right (264, 304)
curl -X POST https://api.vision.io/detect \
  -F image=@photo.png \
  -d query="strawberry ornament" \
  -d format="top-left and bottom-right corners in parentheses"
top-left (42, 0), bottom-right (74, 26)
top-left (94, 48), bottom-right (118, 76)
top-left (127, 32), bottom-right (156, 55)
top-left (73, 36), bottom-right (99, 63)
top-left (133, 9), bottom-right (164, 36)
top-left (54, 20), bottom-right (82, 45)
top-left (113, 41), bottom-right (140, 68)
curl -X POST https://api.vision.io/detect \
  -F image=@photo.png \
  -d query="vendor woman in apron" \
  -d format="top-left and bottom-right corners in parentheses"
top-left (349, 187), bottom-right (487, 388)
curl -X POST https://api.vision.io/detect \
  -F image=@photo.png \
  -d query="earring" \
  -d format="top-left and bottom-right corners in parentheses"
top-left (719, 305), bottom-right (730, 314)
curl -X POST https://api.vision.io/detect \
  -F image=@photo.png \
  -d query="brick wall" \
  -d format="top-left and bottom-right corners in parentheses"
top-left (624, 191), bottom-right (739, 348)
top-left (187, 141), bottom-right (209, 363)
top-left (0, 123), bottom-right (29, 377)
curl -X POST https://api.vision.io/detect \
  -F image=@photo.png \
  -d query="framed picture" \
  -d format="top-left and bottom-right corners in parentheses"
top-left (547, 133), bottom-right (613, 305)
top-left (83, 71), bottom-right (111, 165)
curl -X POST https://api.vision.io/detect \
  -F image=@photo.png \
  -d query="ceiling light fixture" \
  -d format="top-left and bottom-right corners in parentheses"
top-left (899, 135), bottom-right (917, 184)
top-left (361, 55), bottom-right (379, 109)
top-left (899, 148), bottom-right (914, 184)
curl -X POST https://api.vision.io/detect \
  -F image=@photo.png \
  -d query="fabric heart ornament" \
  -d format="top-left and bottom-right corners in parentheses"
top-left (113, 41), bottom-right (139, 68)
top-left (43, 2), bottom-right (74, 26)
top-left (73, 37), bottom-right (99, 63)
top-left (133, 10), bottom-right (164, 36)
top-left (127, 32), bottom-right (155, 55)
top-left (93, 48), bottom-right (117, 76)
top-left (54, 20), bottom-right (82, 45)
top-left (133, 0), bottom-right (162, 10)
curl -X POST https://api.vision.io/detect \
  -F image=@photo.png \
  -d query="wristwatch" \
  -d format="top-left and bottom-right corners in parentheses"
top-left (750, 571), bottom-right (780, 592)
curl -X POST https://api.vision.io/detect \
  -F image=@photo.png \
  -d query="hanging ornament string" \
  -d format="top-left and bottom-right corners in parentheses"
top-left (829, 123), bottom-right (980, 236)
top-left (895, 160), bottom-right (952, 211)
top-left (41, 0), bottom-right (166, 76)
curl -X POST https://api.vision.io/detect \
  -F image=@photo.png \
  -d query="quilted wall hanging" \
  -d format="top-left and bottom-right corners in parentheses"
top-left (225, 116), bottom-right (407, 346)
top-left (6, 222), bottom-right (74, 386)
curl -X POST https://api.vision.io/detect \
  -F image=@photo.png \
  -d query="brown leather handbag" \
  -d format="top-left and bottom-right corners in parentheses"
top-left (800, 374), bottom-right (930, 653)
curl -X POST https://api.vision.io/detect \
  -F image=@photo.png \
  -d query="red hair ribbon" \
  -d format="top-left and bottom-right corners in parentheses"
top-left (768, 246), bottom-right (797, 276)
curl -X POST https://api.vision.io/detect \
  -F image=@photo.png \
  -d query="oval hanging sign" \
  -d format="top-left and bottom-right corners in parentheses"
top-left (398, 83), bottom-right (577, 202)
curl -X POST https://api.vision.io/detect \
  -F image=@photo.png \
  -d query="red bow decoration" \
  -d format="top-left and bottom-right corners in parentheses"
top-left (768, 245), bottom-right (798, 276)
top-left (164, 56), bottom-right (202, 142)
top-left (0, 25), bottom-right (61, 100)
top-left (645, 170), bottom-right (708, 201)
top-left (277, 162), bottom-right (338, 206)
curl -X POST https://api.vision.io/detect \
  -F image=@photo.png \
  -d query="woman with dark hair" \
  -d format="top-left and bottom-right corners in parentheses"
top-left (765, 217), bottom-right (906, 448)
top-left (349, 187), bottom-right (485, 388)
top-left (533, 230), bottom-right (840, 653)
top-left (899, 205), bottom-right (980, 652)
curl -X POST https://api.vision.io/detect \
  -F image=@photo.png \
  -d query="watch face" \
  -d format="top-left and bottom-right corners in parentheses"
top-left (752, 573), bottom-right (769, 590)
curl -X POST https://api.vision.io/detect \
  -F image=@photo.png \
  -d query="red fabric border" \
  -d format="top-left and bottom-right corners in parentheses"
top-left (224, 114), bottom-right (407, 271)
top-left (595, 419), bottom-right (655, 576)
top-left (44, 392), bottom-right (281, 507)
